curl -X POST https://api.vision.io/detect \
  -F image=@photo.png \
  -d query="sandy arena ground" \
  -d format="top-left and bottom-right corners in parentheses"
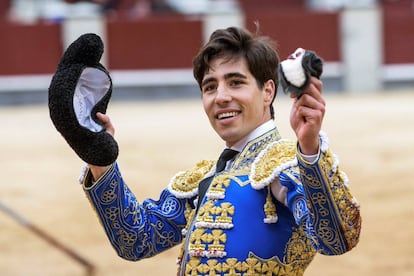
top-left (1, 90), bottom-right (413, 276)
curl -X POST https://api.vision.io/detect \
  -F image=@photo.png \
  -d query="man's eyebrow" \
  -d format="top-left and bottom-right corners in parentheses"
top-left (201, 72), bottom-right (248, 87)
top-left (224, 72), bottom-right (247, 80)
top-left (201, 77), bottom-right (215, 88)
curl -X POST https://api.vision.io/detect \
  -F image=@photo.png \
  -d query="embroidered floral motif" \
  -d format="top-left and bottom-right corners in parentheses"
top-left (184, 224), bottom-right (316, 275)
top-left (188, 228), bottom-right (228, 258)
top-left (184, 228), bottom-right (316, 276)
top-left (317, 149), bottom-right (361, 251)
top-left (100, 180), bottom-right (118, 203)
top-left (188, 228), bottom-right (207, 253)
top-left (285, 226), bottom-right (316, 264)
top-left (298, 145), bottom-right (362, 254)
top-left (233, 129), bottom-right (281, 171)
top-left (178, 129), bottom-right (360, 274)
top-left (250, 139), bottom-right (297, 190)
top-left (195, 201), bottom-right (235, 229)
top-left (206, 174), bottom-right (231, 199)
top-left (264, 185), bottom-right (278, 223)
top-left (168, 160), bottom-right (215, 198)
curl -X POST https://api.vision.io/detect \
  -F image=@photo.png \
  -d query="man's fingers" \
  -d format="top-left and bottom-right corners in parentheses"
top-left (310, 77), bottom-right (323, 94)
top-left (96, 112), bottom-right (115, 136)
top-left (96, 112), bottom-right (108, 123)
top-left (289, 77), bottom-right (323, 99)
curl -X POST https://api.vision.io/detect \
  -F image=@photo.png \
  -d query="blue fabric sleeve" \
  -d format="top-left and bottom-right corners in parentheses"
top-left (280, 148), bottom-right (361, 256)
top-left (83, 163), bottom-right (189, 261)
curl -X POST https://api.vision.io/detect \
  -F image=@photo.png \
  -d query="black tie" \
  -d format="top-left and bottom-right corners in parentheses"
top-left (196, 149), bottom-right (239, 211)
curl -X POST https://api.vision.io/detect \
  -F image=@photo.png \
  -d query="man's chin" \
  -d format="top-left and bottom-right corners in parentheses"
top-left (217, 131), bottom-right (240, 146)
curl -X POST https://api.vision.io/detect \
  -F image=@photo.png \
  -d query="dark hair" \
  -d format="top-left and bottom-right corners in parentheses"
top-left (192, 26), bottom-right (280, 118)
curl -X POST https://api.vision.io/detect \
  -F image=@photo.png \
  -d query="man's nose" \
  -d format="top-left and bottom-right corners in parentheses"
top-left (215, 84), bottom-right (231, 103)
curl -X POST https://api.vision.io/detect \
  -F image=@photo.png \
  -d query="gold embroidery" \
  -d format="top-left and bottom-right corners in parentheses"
top-left (183, 252), bottom-right (312, 275)
top-left (222, 258), bottom-right (247, 275)
top-left (250, 140), bottom-right (297, 190)
top-left (185, 258), bottom-right (201, 275)
top-left (184, 202), bottom-right (195, 225)
top-left (169, 160), bottom-right (215, 198)
top-left (285, 228), bottom-right (315, 264)
top-left (101, 180), bottom-right (118, 203)
top-left (245, 257), bottom-right (262, 275)
top-left (104, 206), bottom-right (119, 221)
top-left (183, 130), bottom-right (282, 261)
top-left (189, 228), bottom-right (207, 253)
top-left (204, 259), bottom-right (222, 275)
top-left (188, 227), bottom-right (228, 258)
top-left (264, 185), bottom-right (278, 223)
top-left (231, 175), bottom-right (250, 187)
top-left (208, 174), bottom-right (231, 198)
top-left (215, 202), bottom-right (234, 225)
top-left (319, 150), bottom-right (361, 250)
top-left (184, 224), bottom-right (316, 275)
top-left (180, 129), bottom-right (317, 273)
top-left (233, 129), bottom-right (281, 170)
top-left (300, 148), bottom-right (361, 252)
top-left (206, 229), bottom-right (226, 252)
top-left (197, 201), bottom-right (215, 224)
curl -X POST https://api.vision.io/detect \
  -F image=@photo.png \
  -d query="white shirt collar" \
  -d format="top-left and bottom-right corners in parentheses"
top-left (230, 120), bottom-right (275, 152)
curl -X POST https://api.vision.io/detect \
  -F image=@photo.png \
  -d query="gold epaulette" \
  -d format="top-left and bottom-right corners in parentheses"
top-left (250, 139), bottom-right (298, 190)
top-left (168, 160), bottom-right (215, 199)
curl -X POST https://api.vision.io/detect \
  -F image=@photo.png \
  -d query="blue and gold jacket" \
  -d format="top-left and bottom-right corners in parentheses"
top-left (82, 128), bottom-right (361, 275)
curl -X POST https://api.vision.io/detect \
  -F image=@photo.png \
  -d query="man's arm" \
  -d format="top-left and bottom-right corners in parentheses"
top-left (287, 77), bottom-right (361, 254)
top-left (274, 133), bottom-right (361, 255)
top-left (290, 77), bottom-right (325, 156)
top-left (81, 112), bottom-right (189, 259)
top-left (81, 163), bottom-right (189, 260)
top-left (88, 112), bottom-right (114, 182)
top-left (297, 134), bottom-right (361, 255)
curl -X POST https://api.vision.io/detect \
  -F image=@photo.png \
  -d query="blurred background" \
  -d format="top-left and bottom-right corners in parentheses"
top-left (0, 0), bottom-right (413, 104)
top-left (1, 1), bottom-right (414, 276)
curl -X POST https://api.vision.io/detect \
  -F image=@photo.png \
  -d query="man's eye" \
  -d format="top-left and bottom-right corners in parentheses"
top-left (230, 80), bottom-right (243, 86)
top-left (203, 85), bottom-right (215, 93)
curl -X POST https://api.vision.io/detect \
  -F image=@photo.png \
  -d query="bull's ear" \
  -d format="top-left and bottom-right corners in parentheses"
top-left (279, 48), bottom-right (323, 98)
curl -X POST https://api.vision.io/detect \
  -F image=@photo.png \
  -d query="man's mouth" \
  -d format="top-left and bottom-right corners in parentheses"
top-left (217, 111), bottom-right (239, 120)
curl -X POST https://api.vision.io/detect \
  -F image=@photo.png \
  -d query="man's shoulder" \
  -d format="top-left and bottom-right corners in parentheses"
top-left (167, 160), bottom-right (215, 198)
top-left (250, 139), bottom-right (298, 190)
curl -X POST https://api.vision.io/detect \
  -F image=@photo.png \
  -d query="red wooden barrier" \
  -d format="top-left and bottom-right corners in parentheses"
top-left (0, 5), bottom-right (413, 75)
top-left (243, 10), bottom-right (340, 62)
top-left (106, 15), bottom-right (203, 70)
top-left (383, 8), bottom-right (414, 64)
top-left (0, 23), bottom-right (62, 75)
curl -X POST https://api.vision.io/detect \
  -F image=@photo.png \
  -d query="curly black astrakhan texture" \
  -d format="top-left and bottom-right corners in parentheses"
top-left (48, 33), bottom-right (118, 166)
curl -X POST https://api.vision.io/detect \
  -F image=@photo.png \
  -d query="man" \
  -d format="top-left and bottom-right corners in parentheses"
top-left (80, 27), bottom-right (361, 275)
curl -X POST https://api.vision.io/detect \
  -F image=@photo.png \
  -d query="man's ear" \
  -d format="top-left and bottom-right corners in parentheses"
top-left (263, 79), bottom-right (276, 105)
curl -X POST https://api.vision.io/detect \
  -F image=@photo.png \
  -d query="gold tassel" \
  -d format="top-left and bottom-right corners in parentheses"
top-left (264, 185), bottom-right (278, 223)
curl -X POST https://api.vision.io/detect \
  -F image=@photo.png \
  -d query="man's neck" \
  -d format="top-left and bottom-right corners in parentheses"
top-left (230, 120), bottom-right (275, 152)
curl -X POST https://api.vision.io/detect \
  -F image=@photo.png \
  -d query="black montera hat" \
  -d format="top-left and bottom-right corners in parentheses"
top-left (279, 48), bottom-right (323, 98)
top-left (48, 33), bottom-right (118, 166)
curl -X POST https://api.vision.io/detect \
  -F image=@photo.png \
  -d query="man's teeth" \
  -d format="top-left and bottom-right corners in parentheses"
top-left (218, 112), bottom-right (238, 119)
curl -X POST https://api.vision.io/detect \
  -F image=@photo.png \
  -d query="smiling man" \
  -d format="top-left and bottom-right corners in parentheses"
top-left (200, 57), bottom-right (275, 148)
top-left (79, 26), bottom-right (361, 275)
